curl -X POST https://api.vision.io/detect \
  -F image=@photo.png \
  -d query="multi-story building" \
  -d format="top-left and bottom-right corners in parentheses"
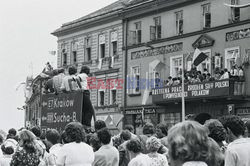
top-left (52, 0), bottom-right (129, 129)
top-left (122, 0), bottom-right (250, 133)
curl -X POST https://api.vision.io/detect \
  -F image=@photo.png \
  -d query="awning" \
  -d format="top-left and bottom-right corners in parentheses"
top-left (224, 3), bottom-right (250, 8)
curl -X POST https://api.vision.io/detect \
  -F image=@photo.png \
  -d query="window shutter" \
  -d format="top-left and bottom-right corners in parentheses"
top-left (128, 31), bottom-right (136, 45)
top-left (150, 26), bottom-right (156, 40)
top-left (157, 25), bottom-right (161, 39)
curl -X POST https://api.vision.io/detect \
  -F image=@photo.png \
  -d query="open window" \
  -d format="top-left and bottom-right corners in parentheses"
top-left (230, 0), bottom-right (240, 22)
top-left (175, 11), bottom-right (183, 35)
top-left (150, 17), bottom-right (161, 40)
top-left (202, 3), bottom-right (211, 28)
top-left (85, 37), bottom-right (92, 61)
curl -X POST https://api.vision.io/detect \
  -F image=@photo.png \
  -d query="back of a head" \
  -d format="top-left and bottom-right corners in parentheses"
top-left (46, 129), bottom-right (60, 145)
top-left (167, 121), bottom-right (209, 163)
top-left (19, 130), bottom-right (36, 153)
top-left (221, 115), bottom-right (245, 137)
top-left (143, 123), bottom-right (155, 135)
top-left (8, 128), bottom-right (17, 136)
top-left (146, 136), bottom-right (161, 152)
top-left (97, 127), bottom-right (111, 145)
top-left (156, 123), bottom-right (168, 136)
top-left (31, 126), bottom-right (41, 138)
top-left (80, 66), bottom-right (90, 75)
top-left (124, 125), bottom-right (134, 133)
top-left (65, 122), bottom-right (85, 143)
top-left (195, 113), bottom-right (212, 125)
top-left (126, 139), bottom-right (142, 153)
top-left (120, 130), bottom-right (131, 141)
top-left (94, 120), bottom-right (107, 131)
top-left (68, 66), bottom-right (77, 75)
top-left (204, 119), bottom-right (226, 143)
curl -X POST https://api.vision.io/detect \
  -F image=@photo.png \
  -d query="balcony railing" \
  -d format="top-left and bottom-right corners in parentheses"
top-left (152, 79), bottom-right (245, 104)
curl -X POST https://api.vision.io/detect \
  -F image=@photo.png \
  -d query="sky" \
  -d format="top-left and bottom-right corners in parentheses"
top-left (0, 0), bottom-right (116, 132)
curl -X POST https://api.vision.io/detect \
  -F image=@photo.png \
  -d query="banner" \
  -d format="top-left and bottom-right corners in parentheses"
top-left (152, 80), bottom-right (230, 103)
top-left (41, 92), bottom-right (83, 133)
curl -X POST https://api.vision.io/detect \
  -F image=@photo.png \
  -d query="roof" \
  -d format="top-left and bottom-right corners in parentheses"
top-left (52, 0), bottom-right (130, 36)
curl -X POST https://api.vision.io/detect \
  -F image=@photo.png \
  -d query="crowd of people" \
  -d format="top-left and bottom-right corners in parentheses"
top-left (0, 115), bottom-right (250, 166)
top-left (156, 65), bottom-right (245, 87)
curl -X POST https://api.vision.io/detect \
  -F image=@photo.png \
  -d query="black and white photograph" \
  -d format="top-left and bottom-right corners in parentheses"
top-left (1, 0), bottom-right (250, 165)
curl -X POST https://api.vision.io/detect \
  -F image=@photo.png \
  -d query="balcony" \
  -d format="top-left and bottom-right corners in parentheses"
top-left (152, 79), bottom-right (246, 104)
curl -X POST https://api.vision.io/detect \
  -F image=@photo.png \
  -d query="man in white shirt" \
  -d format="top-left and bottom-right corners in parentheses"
top-left (93, 128), bottom-right (119, 166)
top-left (223, 115), bottom-right (250, 166)
top-left (77, 66), bottom-right (95, 127)
top-left (45, 129), bottom-right (62, 165)
top-left (61, 66), bottom-right (81, 92)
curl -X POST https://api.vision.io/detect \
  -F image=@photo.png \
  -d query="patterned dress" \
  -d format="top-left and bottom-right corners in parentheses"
top-left (148, 153), bottom-right (169, 166)
top-left (10, 149), bottom-right (40, 166)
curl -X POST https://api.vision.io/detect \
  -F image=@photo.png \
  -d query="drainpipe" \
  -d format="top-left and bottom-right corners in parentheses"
top-left (123, 18), bottom-right (129, 129)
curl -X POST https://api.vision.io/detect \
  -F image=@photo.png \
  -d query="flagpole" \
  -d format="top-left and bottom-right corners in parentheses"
top-left (181, 54), bottom-right (185, 122)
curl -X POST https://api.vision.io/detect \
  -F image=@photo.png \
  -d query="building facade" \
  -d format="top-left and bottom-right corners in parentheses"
top-left (52, 1), bottom-right (130, 130)
top-left (122, 0), bottom-right (250, 133)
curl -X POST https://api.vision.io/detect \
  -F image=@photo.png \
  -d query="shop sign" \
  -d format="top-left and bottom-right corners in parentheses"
top-left (152, 80), bottom-right (230, 103)
top-left (131, 42), bottom-right (183, 60)
top-left (226, 27), bottom-right (250, 42)
top-left (41, 92), bottom-right (83, 133)
top-left (125, 108), bottom-right (156, 115)
top-left (237, 107), bottom-right (250, 115)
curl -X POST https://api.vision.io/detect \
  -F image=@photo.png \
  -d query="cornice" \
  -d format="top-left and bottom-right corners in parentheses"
top-left (124, 19), bottom-right (250, 50)
top-left (93, 68), bottom-right (120, 76)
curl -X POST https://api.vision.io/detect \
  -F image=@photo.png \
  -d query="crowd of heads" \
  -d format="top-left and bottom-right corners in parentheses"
top-left (0, 115), bottom-right (250, 166)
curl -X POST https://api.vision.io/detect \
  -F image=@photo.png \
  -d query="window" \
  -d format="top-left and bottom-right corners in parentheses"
top-left (150, 17), bottom-right (161, 40)
top-left (62, 49), bottom-right (67, 66)
top-left (86, 48), bottom-right (91, 61)
top-left (110, 89), bottom-right (117, 105)
top-left (111, 41), bottom-right (117, 56)
top-left (135, 22), bottom-right (142, 44)
top-left (72, 51), bottom-right (77, 64)
top-left (225, 47), bottom-right (240, 70)
top-left (175, 11), bottom-right (183, 35)
top-left (99, 34), bottom-right (105, 58)
top-left (132, 66), bottom-right (140, 93)
top-left (100, 44), bottom-right (105, 58)
top-left (231, 0), bottom-right (240, 22)
top-left (170, 55), bottom-right (182, 77)
top-left (85, 37), bottom-right (92, 61)
top-left (202, 4), bottom-right (211, 28)
top-left (98, 90), bottom-right (105, 106)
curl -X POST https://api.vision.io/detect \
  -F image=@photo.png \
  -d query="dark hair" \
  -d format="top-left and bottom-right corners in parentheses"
top-left (97, 128), bottom-right (111, 145)
top-left (1, 145), bottom-right (14, 155)
top-left (126, 139), bottom-right (142, 153)
top-left (46, 129), bottom-right (60, 145)
top-left (0, 135), bottom-right (3, 144)
top-left (124, 125), bottom-right (134, 133)
top-left (80, 66), bottom-right (90, 75)
top-left (65, 122), bottom-right (85, 143)
top-left (221, 115), bottom-right (245, 137)
top-left (89, 134), bottom-right (101, 152)
top-left (156, 123), bottom-right (168, 136)
top-left (68, 66), bottom-right (77, 75)
top-left (61, 131), bottom-right (68, 144)
top-left (19, 130), bottom-right (37, 153)
top-left (58, 68), bottom-right (65, 74)
top-left (245, 120), bottom-right (250, 132)
top-left (204, 119), bottom-right (226, 143)
top-left (94, 120), bottom-right (107, 131)
top-left (8, 128), bottom-right (17, 136)
top-left (30, 126), bottom-right (41, 138)
top-left (143, 123), bottom-right (155, 135)
top-left (120, 130), bottom-right (131, 141)
top-left (194, 113), bottom-right (212, 125)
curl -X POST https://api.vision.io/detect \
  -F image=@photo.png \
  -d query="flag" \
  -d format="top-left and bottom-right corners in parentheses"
top-left (142, 72), bottom-right (150, 105)
top-left (235, 51), bottom-right (241, 66)
top-left (49, 51), bottom-right (56, 55)
top-left (192, 48), bottom-right (208, 66)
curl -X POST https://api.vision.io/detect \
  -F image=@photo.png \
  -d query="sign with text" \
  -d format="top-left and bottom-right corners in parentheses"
top-left (152, 80), bottom-right (230, 103)
top-left (41, 92), bottom-right (83, 133)
top-left (125, 108), bottom-right (156, 115)
top-left (131, 42), bottom-right (183, 60)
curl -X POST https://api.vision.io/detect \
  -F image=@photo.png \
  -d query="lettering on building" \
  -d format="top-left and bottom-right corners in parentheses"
top-left (131, 42), bottom-right (183, 60)
top-left (226, 27), bottom-right (250, 42)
